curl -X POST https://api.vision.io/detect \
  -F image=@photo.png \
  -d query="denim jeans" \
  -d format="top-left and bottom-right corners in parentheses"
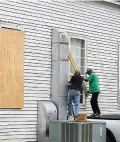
top-left (68, 89), bottom-right (80, 116)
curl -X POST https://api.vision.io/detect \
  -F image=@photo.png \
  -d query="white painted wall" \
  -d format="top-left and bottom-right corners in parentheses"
top-left (0, 0), bottom-right (120, 141)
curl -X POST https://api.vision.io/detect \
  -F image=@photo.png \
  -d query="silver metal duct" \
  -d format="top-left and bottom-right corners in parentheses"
top-left (51, 29), bottom-right (69, 120)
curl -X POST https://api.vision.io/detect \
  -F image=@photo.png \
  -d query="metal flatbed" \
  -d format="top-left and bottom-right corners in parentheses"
top-left (88, 114), bottom-right (120, 120)
top-left (88, 114), bottom-right (120, 142)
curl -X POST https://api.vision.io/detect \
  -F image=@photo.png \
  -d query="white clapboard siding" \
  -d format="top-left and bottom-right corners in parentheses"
top-left (0, 0), bottom-right (120, 141)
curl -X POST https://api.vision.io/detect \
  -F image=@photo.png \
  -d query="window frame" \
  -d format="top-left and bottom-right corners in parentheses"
top-left (68, 35), bottom-right (87, 106)
top-left (0, 22), bottom-right (24, 31)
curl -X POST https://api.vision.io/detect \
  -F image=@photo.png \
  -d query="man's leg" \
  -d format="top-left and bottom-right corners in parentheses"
top-left (74, 91), bottom-right (80, 116)
top-left (93, 92), bottom-right (101, 115)
top-left (68, 90), bottom-right (73, 116)
top-left (90, 94), bottom-right (97, 114)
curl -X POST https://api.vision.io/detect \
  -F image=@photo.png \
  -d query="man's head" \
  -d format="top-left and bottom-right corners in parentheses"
top-left (86, 68), bottom-right (92, 75)
top-left (74, 70), bottom-right (80, 76)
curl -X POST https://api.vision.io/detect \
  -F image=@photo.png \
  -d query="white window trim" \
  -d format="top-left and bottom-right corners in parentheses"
top-left (68, 35), bottom-right (87, 107)
top-left (0, 22), bottom-right (24, 31)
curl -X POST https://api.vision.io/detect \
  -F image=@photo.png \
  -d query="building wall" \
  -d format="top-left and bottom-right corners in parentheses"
top-left (0, 0), bottom-right (120, 141)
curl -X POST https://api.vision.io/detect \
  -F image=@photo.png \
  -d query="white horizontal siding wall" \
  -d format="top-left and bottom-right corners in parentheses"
top-left (0, 0), bottom-right (120, 141)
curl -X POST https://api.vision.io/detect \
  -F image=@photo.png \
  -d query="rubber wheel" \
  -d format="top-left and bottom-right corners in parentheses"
top-left (106, 128), bottom-right (117, 142)
top-left (106, 136), bottom-right (112, 142)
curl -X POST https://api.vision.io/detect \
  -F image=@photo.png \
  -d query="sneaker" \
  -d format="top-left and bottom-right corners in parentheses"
top-left (68, 115), bottom-right (73, 118)
top-left (89, 113), bottom-right (97, 117)
top-left (75, 115), bottom-right (78, 120)
top-left (95, 114), bottom-right (102, 117)
top-left (68, 116), bottom-right (74, 120)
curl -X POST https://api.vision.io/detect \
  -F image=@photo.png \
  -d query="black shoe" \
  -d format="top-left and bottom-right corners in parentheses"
top-left (89, 113), bottom-right (97, 117)
top-left (95, 113), bottom-right (102, 117)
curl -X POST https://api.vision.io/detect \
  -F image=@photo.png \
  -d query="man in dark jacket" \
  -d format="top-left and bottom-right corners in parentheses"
top-left (68, 70), bottom-right (84, 118)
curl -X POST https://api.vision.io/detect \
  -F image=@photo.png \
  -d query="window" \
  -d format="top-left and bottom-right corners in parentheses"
top-left (69, 37), bottom-right (87, 104)
top-left (0, 28), bottom-right (24, 108)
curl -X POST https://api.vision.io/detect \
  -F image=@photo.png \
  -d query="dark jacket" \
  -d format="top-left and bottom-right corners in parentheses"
top-left (70, 75), bottom-right (83, 94)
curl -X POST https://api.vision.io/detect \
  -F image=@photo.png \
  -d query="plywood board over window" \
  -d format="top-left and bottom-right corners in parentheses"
top-left (0, 28), bottom-right (24, 108)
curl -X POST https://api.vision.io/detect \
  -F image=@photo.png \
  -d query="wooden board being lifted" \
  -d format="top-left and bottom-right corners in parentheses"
top-left (68, 50), bottom-right (78, 71)
top-left (68, 49), bottom-right (87, 94)
top-left (0, 28), bottom-right (24, 108)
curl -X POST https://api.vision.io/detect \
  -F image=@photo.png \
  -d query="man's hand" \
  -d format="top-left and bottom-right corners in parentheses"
top-left (68, 82), bottom-right (72, 88)
top-left (85, 91), bottom-right (90, 97)
top-left (83, 78), bottom-right (88, 82)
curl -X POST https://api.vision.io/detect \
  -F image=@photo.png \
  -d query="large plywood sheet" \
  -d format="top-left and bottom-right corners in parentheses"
top-left (0, 28), bottom-right (24, 108)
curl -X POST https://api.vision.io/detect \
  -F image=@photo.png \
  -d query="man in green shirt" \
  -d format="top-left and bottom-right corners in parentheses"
top-left (84, 68), bottom-right (101, 117)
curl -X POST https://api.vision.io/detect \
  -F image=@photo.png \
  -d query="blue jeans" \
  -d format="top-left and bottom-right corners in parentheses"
top-left (68, 89), bottom-right (80, 116)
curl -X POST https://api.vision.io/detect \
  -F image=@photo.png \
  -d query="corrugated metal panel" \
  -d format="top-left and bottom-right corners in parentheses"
top-left (0, 0), bottom-right (119, 141)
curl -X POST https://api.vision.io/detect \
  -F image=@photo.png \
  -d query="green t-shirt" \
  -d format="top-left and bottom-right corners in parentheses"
top-left (88, 72), bottom-right (100, 93)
